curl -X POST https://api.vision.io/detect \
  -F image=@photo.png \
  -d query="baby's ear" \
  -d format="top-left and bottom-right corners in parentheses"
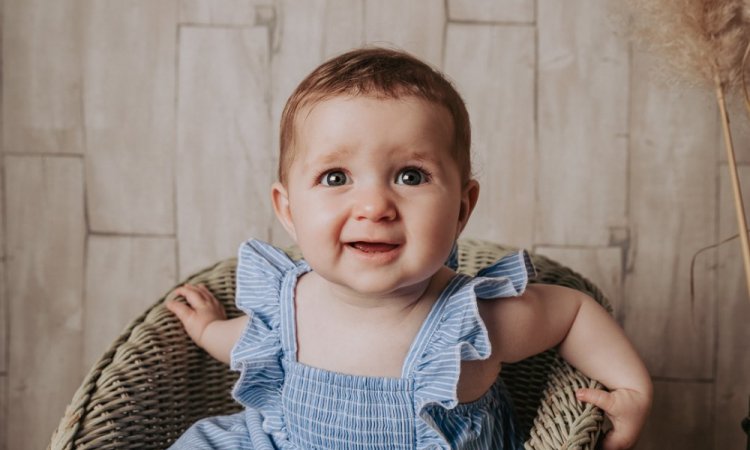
top-left (456, 179), bottom-right (479, 237)
top-left (271, 182), bottom-right (297, 241)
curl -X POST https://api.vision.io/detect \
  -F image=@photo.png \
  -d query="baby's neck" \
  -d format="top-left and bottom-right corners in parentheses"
top-left (322, 276), bottom-right (430, 317)
top-left (301, 268), bottom-right (453, 321)
top-left (293, 267), bottom-right (456, 377)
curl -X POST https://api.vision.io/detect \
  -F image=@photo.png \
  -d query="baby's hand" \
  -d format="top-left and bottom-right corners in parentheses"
top-left (576, 387), bottom-right (651, 450)
top-left (166, 283), bottom-right (227, 348)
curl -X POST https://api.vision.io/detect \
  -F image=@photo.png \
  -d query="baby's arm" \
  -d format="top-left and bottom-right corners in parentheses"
top-left (166, 284), bottom-right (249, 364)
top-left (484, 284), bottom-right (652, 450)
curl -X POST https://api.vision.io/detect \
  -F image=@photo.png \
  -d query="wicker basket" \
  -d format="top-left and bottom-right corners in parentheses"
top-left (49, 239), bottom-right (609, 449)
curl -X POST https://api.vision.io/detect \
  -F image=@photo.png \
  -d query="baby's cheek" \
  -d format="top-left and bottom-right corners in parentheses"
top-left (418, 225), bottom-right (456, 262)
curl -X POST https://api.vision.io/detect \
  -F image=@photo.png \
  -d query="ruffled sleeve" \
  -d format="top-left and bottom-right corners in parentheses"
top-left (412, 250), bottom-right (536, 448)
top-left (229, 239), bottom-right (299, 415)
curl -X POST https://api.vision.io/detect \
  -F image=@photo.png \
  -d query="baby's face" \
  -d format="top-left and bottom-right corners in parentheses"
top-left (272, 95), bottom-right (477, 297)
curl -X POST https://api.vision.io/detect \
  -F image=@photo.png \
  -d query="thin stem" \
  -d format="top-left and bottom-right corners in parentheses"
top-left (714, 69), bottom-right (750, 305)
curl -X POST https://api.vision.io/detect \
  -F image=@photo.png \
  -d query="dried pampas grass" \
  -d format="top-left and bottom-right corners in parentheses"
top-left (625, 0), bottom-right (750, 304)
top-left (626, 0), bottom-right (750, 90)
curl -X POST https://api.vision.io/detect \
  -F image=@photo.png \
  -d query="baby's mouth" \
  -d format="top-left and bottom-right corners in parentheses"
top-left (347, 242), bottom-right (400, 253)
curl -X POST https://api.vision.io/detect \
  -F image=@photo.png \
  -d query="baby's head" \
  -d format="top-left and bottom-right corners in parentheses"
top-left (278, 47), bottom-right (471, 185)
top-left (272, 48), bottom-right (479, 295)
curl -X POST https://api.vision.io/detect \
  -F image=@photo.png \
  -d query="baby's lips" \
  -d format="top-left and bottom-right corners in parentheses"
top-left (349, 242), bottom-right (400, 253)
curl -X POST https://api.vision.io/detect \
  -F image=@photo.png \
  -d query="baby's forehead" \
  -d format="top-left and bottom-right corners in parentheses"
top-left (299, 92), bottom-right (448, 116)
top-left (279, 90), bottom-right (468, 184)
top-left (295, 94), bottom-right (453, 134)
top-left (290, 99), bottom-right (455, 172)
top-left (298, 95), bottom-right (450, 138)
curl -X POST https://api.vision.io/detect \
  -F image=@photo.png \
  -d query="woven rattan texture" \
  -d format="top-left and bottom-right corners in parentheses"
top-left (48, 239), bottom-right (608, 450)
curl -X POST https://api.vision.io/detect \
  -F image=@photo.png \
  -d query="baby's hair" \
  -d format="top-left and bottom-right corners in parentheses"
top-left (278, 47), bottom-right (471, 185)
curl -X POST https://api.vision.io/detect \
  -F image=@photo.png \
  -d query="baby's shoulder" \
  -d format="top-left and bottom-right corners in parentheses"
top-left (238, 239), bottom-right (299, 274)
top-left (235, 239), bottom-right (307, 314)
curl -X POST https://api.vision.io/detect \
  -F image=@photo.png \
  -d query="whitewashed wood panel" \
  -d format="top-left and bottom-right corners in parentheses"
top-left (0, 163), bottom-right (5, 374)
top-left (0, 253), bottom-right (4, 450)
top-left (322, 0), bottom-right (365, 59)
top-left (364, 0), bottom-right (445, 68)
top-left (714, 164), bottom-right (750, 450)
top-left (2, 0), bottom-right (84, 154)
top-left (180, 0), bottom-right (272, 25)
top-left (1, 3), bottom-right (6, 443)
top-left (177, 26), bottom-right (274, 278)
top-left (83, 0), bottom-right (177, 235)
top-left (0, 375), bottom-right (6, 450)
top-left (83, 236), bottom-right (176, 371)
top-left (0, 256), bottom-right (5, 375)
top-left (445, 24), bottom-right (535, 248)
top-left (635, 381), bottom-right (712, 450)
top-left (534, 246), bottom-right (623, 320)
top-left (6, 156), bottom-right (85, 450)
top-left (626, 50), bottom-right (718, 379)
top-left (448, 0), bottom-right (533, 23)
top-left (269, 0), bottom-right (326, 122)
top-left (723, 99), bottom-right (750, 164)
top-left (268, 0), bottom-right (364, 246)
top-left (537, 0), bottom-right (629, 246)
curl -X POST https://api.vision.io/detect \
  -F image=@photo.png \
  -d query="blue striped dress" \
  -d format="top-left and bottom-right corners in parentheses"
top-left (169, 239), bottom-right (536, 449)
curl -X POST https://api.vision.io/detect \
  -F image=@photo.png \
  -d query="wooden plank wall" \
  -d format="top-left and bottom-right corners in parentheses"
top-left (1, 0), bottom-right (747, 449)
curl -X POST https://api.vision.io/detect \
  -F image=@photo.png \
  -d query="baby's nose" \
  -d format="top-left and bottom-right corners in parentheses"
top-left (352, 186), bottom-right (397, 222)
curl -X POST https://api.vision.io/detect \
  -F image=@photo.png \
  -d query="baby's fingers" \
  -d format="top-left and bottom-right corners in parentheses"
top-left (191, 283), bottom-right (210, 297)
top-left (576, 388), bottom-right (615, 413)
top-left (166, 298), bottom-right (194, 322)
top-left (173, 285), bottom-right (207, 306)
top-left (173, 284), bottom-right (227, 320)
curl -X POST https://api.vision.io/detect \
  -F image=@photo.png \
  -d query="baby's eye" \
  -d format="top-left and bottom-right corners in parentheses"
top-left (319, 170), bottom-right (349, 186)
top-left (395, 168), bottom-right (428, 186)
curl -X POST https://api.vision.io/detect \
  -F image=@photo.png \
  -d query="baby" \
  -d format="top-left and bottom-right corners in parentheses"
top-left (166, 47), bottom-right (652, 450)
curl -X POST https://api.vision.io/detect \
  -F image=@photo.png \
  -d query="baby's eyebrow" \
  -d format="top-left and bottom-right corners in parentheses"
top-left (406, 151), bottom-right (429, 161)
top-left (312, 148), bottom-right (352, 166)
top-left (308, 148), bottom-right (443, 167)
top-left (401, 150), bottom-right (440, 165)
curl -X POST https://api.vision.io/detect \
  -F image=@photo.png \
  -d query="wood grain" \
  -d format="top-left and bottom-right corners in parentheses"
top-left (714, 164), bottom-right (750, 450)
top-left (0, 257), bottom-right (5, 374)
top-left (0, 5), bottom-right (6, 448)
top-left (180, 0), bottom-right (272, 25)
top-left (635, 381), bottom-right (713, 450)
top-left (448, 0), bottom-right (533, 23)
top-left (6, 156), bottom-right (85, 450)
top-left (364, 0), bottom-right (445, 68)
top-left (536, 0), bottom-right (629, 246)
top-left (534, 246), bottom-right (623, 320)
top-left (82, 0), bottom-right (177, 234)
top-left (322, 0), bottom-right (365, 59)
top-left (83, 236), bottom-right (177, 371)
top-left (723, 98), bottom-right (750, 164)
top-left (177, 26), bottom-right (274, 278)
top-left (0, 375), bottom-right (6, 450)
top-left (268, 0), bottom-right (327, 143)
top-left (444, 23), bottom-right (536, 248)
top-left (2, 0), bottom-right (85, 154)
top-left (626, 50), bottom-right (718, 379)
top-left (0, 160), bottom-right (5, 374)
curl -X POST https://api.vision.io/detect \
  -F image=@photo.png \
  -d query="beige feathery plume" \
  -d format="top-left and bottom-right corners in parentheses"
top-left (626, 0), bottom-right (750, 89)
top-left (625, 0), bottom-right (750, 306)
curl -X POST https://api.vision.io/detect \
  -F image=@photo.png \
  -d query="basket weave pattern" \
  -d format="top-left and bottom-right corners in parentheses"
top-left (49, 239), bottom-right (608, 449)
